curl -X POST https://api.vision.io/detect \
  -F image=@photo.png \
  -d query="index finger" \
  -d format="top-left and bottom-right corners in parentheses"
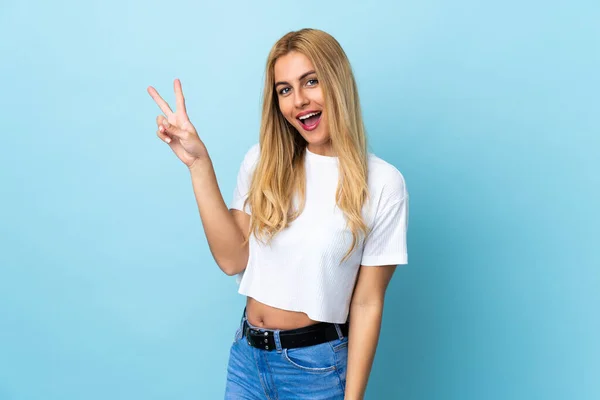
top-left (147, 86), bottom-right (174, 117)
top-left (174, 79), bottom-right (188, 119)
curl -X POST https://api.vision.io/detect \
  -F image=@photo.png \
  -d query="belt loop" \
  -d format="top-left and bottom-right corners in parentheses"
top-left (334, 323), bottom-right (344, 340)
top-left (274, 330), bottom-right (283, 353)
top-left (240, 307), bottom-right (247, 338)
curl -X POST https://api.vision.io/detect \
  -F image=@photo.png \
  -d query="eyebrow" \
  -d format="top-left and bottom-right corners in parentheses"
top-left (275, 70), bottom-right (317, 87)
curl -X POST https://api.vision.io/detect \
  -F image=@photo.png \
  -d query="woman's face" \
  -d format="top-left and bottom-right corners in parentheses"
top-left (274, 51), bottom-right (331, 152)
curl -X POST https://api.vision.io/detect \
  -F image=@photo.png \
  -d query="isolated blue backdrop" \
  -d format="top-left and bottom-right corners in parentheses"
top-left (1, 0), bottom-right (598, 399)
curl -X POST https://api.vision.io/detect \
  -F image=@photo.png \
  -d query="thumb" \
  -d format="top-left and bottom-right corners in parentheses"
top-left (162, 120), bottom-right (186, 139)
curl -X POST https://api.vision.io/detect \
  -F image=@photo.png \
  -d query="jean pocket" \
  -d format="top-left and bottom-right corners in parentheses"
top-left (283, 342), bottom-right (337, 372)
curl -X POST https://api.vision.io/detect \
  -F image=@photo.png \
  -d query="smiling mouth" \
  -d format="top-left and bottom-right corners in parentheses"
top-left (297, 111), bottom-right (322, 131)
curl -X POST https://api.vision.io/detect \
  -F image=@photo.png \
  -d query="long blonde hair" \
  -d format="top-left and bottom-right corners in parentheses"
top-left (242, 28), bottom-right (370, 264)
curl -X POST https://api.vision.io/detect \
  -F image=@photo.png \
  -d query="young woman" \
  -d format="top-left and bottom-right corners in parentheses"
top-left (148, 28), bottom-right (409, 400)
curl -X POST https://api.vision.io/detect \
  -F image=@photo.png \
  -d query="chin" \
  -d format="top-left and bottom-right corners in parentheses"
top-left (297, 126), bottom-right (329, 142)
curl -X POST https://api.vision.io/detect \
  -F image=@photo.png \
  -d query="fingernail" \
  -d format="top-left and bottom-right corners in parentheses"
top-left (165, 137), bottom-right (171, 144)
top-left (163, 121), bottom-right (170, 127)
top-left (159, 125), bottom-right (164, 132)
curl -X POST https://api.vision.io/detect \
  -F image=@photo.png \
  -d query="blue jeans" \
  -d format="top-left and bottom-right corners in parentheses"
top-left (224, 310), bottom-right (349, 399)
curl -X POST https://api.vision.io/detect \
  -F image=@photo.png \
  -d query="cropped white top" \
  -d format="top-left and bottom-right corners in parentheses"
top-left (229, 143), bottom-right (409, 324)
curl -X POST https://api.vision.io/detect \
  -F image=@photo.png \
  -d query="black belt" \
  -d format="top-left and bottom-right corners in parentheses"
top-left (242, 319), bottom-right (349, 351)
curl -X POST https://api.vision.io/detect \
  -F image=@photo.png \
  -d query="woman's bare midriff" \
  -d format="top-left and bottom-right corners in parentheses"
top-left (245, 297), bottom-right (321, 330)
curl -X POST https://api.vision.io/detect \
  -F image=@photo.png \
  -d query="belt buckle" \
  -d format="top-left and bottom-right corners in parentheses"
top-left (246, 325), bottom-right (273, 351)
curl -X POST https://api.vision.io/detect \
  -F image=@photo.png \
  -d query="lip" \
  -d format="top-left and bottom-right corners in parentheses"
top-left (297, 112), bottom-right (322, 132)
top-left (296, 109), bottom-right (321, 119)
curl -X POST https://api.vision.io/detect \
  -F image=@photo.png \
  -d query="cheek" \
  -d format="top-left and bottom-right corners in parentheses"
top-left (278, 99), bottom-right (296, 123)
top-left (313, 88), bottom-right (325, 106)
top-left (283, 115), bottom-right (296, 126)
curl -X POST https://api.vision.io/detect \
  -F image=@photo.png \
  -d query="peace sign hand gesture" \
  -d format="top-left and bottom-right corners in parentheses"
top-left (147, 79), bottom-right (209, 168)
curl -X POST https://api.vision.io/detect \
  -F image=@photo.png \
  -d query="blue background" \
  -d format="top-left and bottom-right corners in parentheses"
top-left (1, 0), bottom-right (598, 399)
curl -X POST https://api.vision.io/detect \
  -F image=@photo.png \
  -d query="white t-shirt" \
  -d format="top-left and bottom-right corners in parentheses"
top-left (229, 143), bottom-right (409, 324)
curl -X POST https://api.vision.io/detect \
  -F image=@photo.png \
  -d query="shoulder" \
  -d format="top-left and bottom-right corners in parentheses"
top-left (246, 142), bottom-right (260, 159)
top-left (367, 153), bottom-right (407, 198)
top-left (240, 142), bottom-right (261, 168)
top-left (366, 152), bottom-right (408, 211)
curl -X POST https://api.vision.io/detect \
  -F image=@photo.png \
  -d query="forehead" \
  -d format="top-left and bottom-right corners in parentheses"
top-left (274, 51), bottom-right (315, 82)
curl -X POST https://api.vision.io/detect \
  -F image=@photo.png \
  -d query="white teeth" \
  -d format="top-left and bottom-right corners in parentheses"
top-left (298, 111), bottom-right (321, 120)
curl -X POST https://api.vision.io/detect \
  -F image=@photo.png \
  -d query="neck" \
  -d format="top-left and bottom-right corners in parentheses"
top-left (306, 142), bottom-right (334, 157)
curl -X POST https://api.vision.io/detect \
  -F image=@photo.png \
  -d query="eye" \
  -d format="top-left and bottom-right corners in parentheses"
top-left (307, 79), bottom-right (318, 86)
top-left (278, 87), bottom-right (290, 95)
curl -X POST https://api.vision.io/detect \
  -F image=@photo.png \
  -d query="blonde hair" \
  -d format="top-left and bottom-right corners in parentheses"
top-left (242, 28), bottom-right (370, 264)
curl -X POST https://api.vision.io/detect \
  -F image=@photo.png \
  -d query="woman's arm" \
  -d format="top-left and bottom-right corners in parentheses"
top-left (344, 265), bottom-right (397, 400)
top-left (189, 159), bottom-right (249, 276)
top-left (147, 80), bottom-right (249, 276)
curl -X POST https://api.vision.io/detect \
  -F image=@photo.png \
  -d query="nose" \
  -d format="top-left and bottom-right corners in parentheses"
top-left (293, 88), bottom-right (309, 109)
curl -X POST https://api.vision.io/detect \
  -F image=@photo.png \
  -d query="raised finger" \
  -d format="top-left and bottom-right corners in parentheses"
top-left (147, 86), bottom-right (174, 117)
top-left (174, 79), bottom-right (189, 119)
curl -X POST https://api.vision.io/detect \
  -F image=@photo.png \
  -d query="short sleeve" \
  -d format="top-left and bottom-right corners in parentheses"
top-left (230, 143), bottom-right (260, 215)
top-left (360, 192), bottom-right (409, 266)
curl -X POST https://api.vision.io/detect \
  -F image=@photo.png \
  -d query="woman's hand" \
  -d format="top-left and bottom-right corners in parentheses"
top-left (147, 79), bottom-right (209, 168)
